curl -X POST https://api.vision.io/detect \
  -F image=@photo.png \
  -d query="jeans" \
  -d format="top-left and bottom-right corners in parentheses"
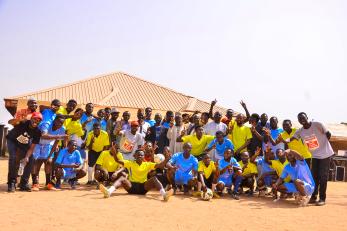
top-left (311, 157), bottom-right (331, 201)
top-left (7, 139), bottom-right (34, 187)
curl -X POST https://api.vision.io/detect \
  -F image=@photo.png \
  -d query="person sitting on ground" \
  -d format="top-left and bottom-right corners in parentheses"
top-left (215, 148), bottom-right (243, 200)
top-left (238, 149), bottom-right (259, 196)
top-left (197, 153), bottom-right (219, 198)
top-left (272, 149), bottom-right (315, 206)
top-left (99, 145), bottom-right (173, 201)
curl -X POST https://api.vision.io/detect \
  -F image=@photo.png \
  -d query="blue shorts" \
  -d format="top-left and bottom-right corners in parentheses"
top-left (264, 175), bottom-right (275, 187)
top-left (33, 144), bottom-right (54, 160)
top-left (78, 147), bottom-right (86, 160)
top-left (218, 176), bottom-right (232, 187)
top-left (284, 182), bottom-right (314, 196)
top-left (174, 171), bottom-right (193, 185)
top-left (62, 168), bottom-right (77, 179)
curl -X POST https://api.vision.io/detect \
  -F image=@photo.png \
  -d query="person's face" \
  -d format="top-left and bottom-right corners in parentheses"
top-left (166, 114), bottom-right (174, 122)
top-left (270, 117), bottom-right (278, 129)
top-left (175, 116), bottom-right (182, 126)
top-left (276, 149), bottom-right (286, 161)
top-left (226, 110), bottom-right (233, 119)
top-left (145, 108), bottom-right (152, 119)
top-left (213, 112), bottom-right (222, 123)
top-left (27, 100), bottom-right (38, 112)
top-left (202, 155), bottom-right (211, 166)
top-left (97, 110), bottom-right (105, 119)
top-left (86, 104), bottom-right (94, 114)
top-left (286, 152), bottom-right (294, 162)
top-left (249, 117), bottom-right (257, 126)
top-left (266, 151), bottom-right (275, 160)
top-left (196, 127), bottom-right (203, 137)
top-left (123, 112), bottom-right (130, 121)
top-left (298, 114), bottom-right (309, 127)
top-left (111, 112), bottom-right (119, 120)
top-left (137, 111), bottom-right (144, 120)
top-left (182, 115), bottom-right (190, 123)
top-left (93, 126), bottom-right (101, 136)
top-left (224, 149), bottom-right (233, 160)
top-left (183, 143), bottom-right (192, 154)
top-left (145, 142), bottom-right (153, 152)
top-left (68, 141), bottom-right (77, 152)
top-left (134, 151), bottom-right (145, 162)
top-left (30, 117), bottom-right (42, 128)
top-left (131, 125), bottom-right (139, 133)
top-left (260, 114), bottom-right (268, 125)
top-left (104, 109), bottom-right (111, 119)
top-left (282, 121), bottom-right (292, 133)
top-left (201, 114), bottom-right (208, 123)
top-left (216, 133), bottom-right (224, 143)
top-left (236, 114), bottom-right (244, 125)
top-left (73, 110), bottom-right (83, 119)
top-left (193, 115), bottom-right (200, 125)
top-left (54, 118), bottom-right (64, 129)
top-left (67, 102), bottom-right (77, 113)
top-left (155, 115), bottom-right (162, 124)
top-left (51, 102), bottom-right (61, 112)
top-left (241, 152), bottom-right (249, 163)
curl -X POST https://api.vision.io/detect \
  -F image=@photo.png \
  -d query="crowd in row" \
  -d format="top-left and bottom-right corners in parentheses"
top-left (6, 98), bottom-right (334, 205)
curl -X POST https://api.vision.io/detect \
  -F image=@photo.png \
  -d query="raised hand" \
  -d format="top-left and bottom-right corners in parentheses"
top-left (240, 100), bottom-right (247, 108)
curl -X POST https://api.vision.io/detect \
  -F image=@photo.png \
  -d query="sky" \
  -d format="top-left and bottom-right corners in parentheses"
top-left (0, 0), bottom-right (346, 126)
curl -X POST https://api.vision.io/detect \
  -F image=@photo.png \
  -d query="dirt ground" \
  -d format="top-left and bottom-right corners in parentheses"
top-left (0, 158), bottom-right (346, 231)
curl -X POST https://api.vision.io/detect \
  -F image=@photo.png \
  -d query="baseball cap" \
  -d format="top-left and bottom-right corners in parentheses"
top-left (131, 121), bottom-right (139, 127)
top-left (31, 112), bottom-right (43, 120)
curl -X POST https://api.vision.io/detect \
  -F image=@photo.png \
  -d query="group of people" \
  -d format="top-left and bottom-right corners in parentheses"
top-left (6, 97), bottom-right (334, 206)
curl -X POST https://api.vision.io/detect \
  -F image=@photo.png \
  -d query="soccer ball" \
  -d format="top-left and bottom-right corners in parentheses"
top-left (154, 154), bottom-right (165, 163)
top-left (201, 188), bottom-right (213, 201)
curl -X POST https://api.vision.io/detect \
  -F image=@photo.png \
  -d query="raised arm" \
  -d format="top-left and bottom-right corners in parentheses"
top-left (240, 100), bottom-right (250, 122)
top-left (208, 99), bottom-right (217, 119)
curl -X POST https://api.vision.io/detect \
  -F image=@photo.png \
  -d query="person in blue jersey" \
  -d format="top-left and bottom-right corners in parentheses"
top-left (273, 149), bottom-right (315, 206)
top-left (251, 145), bottom-right (278, 196)
top-left (38, 99), bottom-right (61, 132)
top-left (144, 107), bottom-right (155, 127)
top-left (31, 116), bottom-right (68, 191)
top-left (263, 117), bottom-right (284, 154)
top-left (80, 103), bottom-right (97, 135)
top-left (166, 142), bottom-right (198, 195)
top-left (205, 131), bottom-right (234, 161)
top-left (96, 109), bottom-right (107, 131)
top-left (215, 148), bottom-right (243, 200)
top-left (161, 111), bottom-right (175, 129)
top-left (55, 140), bottom-right (86, 189)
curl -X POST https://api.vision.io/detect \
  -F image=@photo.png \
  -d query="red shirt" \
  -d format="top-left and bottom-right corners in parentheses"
top-left (15, 108), bottom-right (34, 121)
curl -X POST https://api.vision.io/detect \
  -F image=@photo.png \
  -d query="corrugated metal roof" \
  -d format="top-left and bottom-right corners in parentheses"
top-left (8, 71), bottom-right (227, 113)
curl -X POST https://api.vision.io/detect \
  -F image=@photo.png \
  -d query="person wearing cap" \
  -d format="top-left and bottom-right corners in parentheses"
top-left (116, 121), bottom-right (144, 160)
top-left (6, 112), bottom-right (43, 192)
top-left (106, 108), bottom-right (120, 143)
top-left (8, 98), bottom-right (38, 126)
top-left (84, 122), bottom-right (110, 185)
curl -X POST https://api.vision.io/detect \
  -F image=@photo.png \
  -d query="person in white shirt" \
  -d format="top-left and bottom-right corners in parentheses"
top-left (167, 113), bottom-right (186, 153)
top-left (117, 121), bottom-right (144, 160)
top-left (204, 111), bottom-right (227, 136)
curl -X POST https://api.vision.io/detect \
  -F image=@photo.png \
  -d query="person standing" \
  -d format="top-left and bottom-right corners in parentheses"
top-left (167, 113), bottom-right (186, 153)
top-left (8, 98), bottom-right (38, 126)
top-left (293, 112), bottom-right (334, 206)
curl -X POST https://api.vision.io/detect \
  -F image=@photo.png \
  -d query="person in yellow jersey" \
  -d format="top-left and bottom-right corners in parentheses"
top-left (84, 123), bottom-right (110, 185)
top-left (196, 153), bottom-right (219, 198)
top-left (94, 147), bottom-right (124, 186)
top-left (176, 125), bottom-right (214, 160)
top-left (228, 114), bottom-right (252, 161)
top-left (238, 149), bottom-right (259, 196)
top-left (277, 120), bottom-right (312, 167)
top-left (56, 99), bottom-right (78, 119)
top-left (99, 144), bottom-right (173, 201)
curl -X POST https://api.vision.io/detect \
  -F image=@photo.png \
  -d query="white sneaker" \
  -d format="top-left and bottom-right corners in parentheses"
top-left (300, 195), bottom-right (309, 207)
top-left (99, 184), bottom-right (111, 198)
top-left (163, 189), bottom-right (173, 202)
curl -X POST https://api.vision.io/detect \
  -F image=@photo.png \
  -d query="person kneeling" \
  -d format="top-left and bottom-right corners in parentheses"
top-left (272, 149), bottom-right (315, 206)
top-left (55, 140), bottom-right (86, 189)
top-left (197, 153), bottom-right (219, 198)
top-left (99, 145), bottom-right (173, 201)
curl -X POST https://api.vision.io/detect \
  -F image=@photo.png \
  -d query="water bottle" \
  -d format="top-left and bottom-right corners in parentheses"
top-left (18, 162), bottom-right (25, 176)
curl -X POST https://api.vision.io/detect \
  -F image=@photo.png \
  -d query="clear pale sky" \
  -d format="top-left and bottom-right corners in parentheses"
top-left (0, 0), bottom-right (346, 125)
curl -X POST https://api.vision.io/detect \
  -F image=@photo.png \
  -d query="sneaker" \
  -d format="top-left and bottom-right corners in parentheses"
top-left (308, 196), bottom-right (317, 204)
top-left (213, 192), bottom-right (221, 199)
top-left (7, 183), bottom-right (16, 193)
top-left (55, 180), bottom-right (61, 189)
top-left (163, 189), bottom-right (173, 202)
top-left (69, 180), bottom-right (77, 189)
top-left (300, 196), bottom-right (310, 207)
top-left (46, 183), bottom-right (58, 191)
top-left (99, 184), bottom-right (110, 198)
top-left (258, 190), bottom-right (266, 197)
top-left (273, 197), bottom-right (280, 203)
top-left (232, 192), bottom-right (240, 200)
top-left (86, 181), bottom-right (93, 185)
top-left (315, 199), bottom-right (326, 206)
top-left (91, 180), bottom-right (98, 185)
top-left (19, 185), bottom-right (32, 192)
top-left (31, 184), bottom-right (40, 192)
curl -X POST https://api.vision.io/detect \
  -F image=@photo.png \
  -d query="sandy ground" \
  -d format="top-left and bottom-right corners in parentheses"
top-left (0, 158), bottom-right (346, 231)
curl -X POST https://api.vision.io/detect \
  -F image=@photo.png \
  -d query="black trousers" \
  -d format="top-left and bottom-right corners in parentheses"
top-left (311, 157), bottom-right (331, 201)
